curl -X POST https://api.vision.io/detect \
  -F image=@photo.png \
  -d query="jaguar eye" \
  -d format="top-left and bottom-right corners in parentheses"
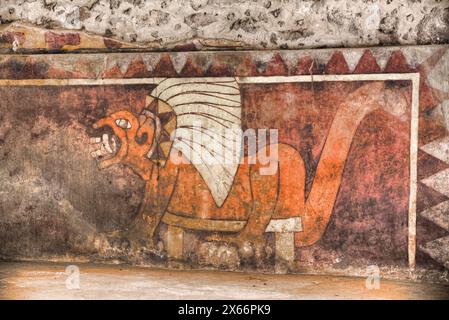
top-left (115, 119), bottom-right (131, 129)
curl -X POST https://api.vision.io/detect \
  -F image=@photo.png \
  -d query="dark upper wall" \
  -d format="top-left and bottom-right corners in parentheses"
top-left (0, 0), bottom-right (448, 50)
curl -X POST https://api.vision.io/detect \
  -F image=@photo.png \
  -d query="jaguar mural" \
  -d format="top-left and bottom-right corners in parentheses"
top-left (1, 39), bottom-right (448, 276)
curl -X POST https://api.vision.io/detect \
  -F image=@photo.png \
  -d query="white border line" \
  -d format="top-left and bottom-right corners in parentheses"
top-left (409, 74), bottom-right (420, 270)
top-left (0, 73), bottom-right (420, 269)
top-left (0, 74), bottom-right (419, 86)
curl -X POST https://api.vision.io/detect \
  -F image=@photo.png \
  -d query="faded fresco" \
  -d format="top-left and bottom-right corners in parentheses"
top-left (0, 42), bottom-right (448, 278)
top-left (89, 77), bottom-right (411, 274)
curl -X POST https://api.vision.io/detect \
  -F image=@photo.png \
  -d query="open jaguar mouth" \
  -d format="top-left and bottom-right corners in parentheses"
top-left (89, 122), bottom-right (124, 167)
top-left (89, 110), bottom-right (157, 171)
top-left (90, 132), bottom-right (120, 159)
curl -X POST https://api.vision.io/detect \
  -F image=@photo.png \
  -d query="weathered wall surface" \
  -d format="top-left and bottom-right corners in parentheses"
top-left (0, 0), bottom-right (448, 50)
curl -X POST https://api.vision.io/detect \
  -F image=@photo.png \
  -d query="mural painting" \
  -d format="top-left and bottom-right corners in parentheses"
top-left (88, 76), bottom-right (412, 272)
top-left (0, 43), bottom-right (448, 276)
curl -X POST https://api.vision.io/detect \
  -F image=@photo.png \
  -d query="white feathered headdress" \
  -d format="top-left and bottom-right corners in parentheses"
top-left (148, 77), bottom-right (243, 207)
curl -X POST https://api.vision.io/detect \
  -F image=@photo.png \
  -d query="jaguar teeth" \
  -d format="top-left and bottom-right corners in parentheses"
top-left (90, 149), bottom-right (104, 158)
top-left (102, 134), bottom-right (114, 154)
top-left (89, 134), bottom-right (117, 159)
top-left (89, 137), bottom-right (101, 144)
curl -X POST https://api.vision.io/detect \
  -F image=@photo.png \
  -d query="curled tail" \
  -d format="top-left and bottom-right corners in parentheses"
top-left (296, 82), bottom-right (388, 247)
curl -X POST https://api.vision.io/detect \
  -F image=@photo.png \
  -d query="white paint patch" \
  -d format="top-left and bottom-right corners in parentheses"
top-left (402, 47), bottom-right (436, 68)
top-left (420, 236), bottom-right (449, 269)
top-left (420, 135), bottom-right (449, 164)
top-left (343, 50), bottom-right (364, 72)
top-left (265, 217), bottom-right (302, 233)
top-left (89, 137), bottom-right (101, 144)
top-left (420, 200), bottom-right (449, 231)
top-left (426, 49), bottom-right (449, 93)
top-left (371, 49), bottom-right (395, 71)
top-left (170, 53), bottom-right (188, 75)
top-left (422, 168), bottom-right (449, 197)
top-left (142, 55), bottom-right (161, 73)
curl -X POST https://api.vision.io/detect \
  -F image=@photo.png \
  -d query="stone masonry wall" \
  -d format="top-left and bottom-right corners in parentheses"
top-left (0, 0), bottom-right (448, 50)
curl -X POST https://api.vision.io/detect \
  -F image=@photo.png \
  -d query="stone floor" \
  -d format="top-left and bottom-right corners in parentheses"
top-left (0, 261), bottom-right (448, 300)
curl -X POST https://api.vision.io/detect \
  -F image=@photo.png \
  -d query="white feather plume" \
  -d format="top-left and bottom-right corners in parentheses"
top-left (151, 78), bottom-right (242, 207)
